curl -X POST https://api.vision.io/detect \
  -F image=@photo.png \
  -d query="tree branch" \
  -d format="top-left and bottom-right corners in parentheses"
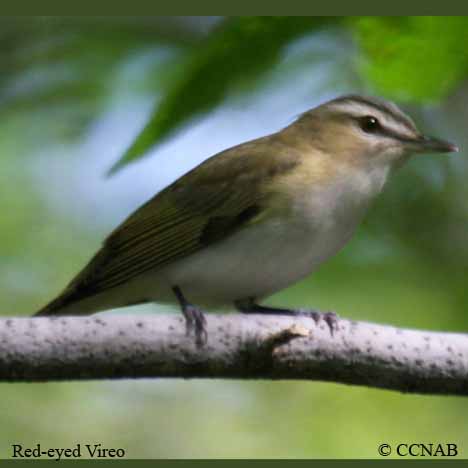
top-left (1, 314), bottom-right (467, 395)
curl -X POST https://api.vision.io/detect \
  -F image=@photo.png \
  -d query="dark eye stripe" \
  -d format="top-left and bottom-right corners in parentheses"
top-left (381, 127), bottom-right (419, 144)
top-left (355, 114), bottom-right (418, 143)
top-left (333, 94), bottom-right (417, 133)
top-left (366, 121), bottom-right (417, 143)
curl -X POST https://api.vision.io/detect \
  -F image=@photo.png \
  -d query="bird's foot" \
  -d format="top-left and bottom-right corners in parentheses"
top-left (182, 304), bottom-right (208, 347)
top-left (296, 309), bottom-right (339, 336)
top-left (172, 286), bottom-right (208, 347)
top-left (235, 300), bottom-right (339, 337)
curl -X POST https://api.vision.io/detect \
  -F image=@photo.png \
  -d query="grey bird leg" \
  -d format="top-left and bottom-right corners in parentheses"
top-left (172, 286), bottom-right (207, 347)
top-left (235, 299), bottom-right (338, 336)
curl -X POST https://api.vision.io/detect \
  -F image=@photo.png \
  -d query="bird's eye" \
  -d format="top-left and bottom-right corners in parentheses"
top-left (359, 116), bottom-right (380, 133)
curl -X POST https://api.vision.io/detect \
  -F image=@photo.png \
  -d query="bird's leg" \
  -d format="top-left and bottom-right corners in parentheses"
top-left (235, 298), bottom-right (338, 336)
top-left (172, 286), bottom-right (207, 347)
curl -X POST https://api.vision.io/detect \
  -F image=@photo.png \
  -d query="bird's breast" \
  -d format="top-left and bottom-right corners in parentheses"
top-left (149, 162), bottom-right (390, 305)
top-left (158, 200), bottom-right (362, 305)
top-left (285, 158), bottom-right (391, 233)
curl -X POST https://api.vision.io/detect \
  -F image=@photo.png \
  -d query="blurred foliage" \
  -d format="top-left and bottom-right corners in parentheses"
top-left (1, 16), bottom-right (468, 459)
top-left (4, 17), bottom-right (468, 171)
top-left (353, 16), bottom-right (468, 101)
top-left (108, 16), bottom-right (468, 173)
top-left (109, 16), bottom-right (340, 174)
top-left (0, 17), bottom-right (206, 142)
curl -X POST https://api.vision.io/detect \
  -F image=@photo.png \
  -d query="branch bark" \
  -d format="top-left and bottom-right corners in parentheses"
top-left (1, 313), bottom-right (467, 395)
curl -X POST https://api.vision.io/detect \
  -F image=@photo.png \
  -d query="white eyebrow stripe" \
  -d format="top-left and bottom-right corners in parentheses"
top-left (329, 100), bottom-right (418, 138)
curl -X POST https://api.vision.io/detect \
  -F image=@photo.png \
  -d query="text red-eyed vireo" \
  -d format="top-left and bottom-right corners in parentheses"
top-left (34, 95), bottom-right (459, 345)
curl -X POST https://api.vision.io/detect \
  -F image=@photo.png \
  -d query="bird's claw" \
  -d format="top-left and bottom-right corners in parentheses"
top-left (183, 305), bottom-right (208, 347)
top-left (298, 309), bottom-right (339, 336)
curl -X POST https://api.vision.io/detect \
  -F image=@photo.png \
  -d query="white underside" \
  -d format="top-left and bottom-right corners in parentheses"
top-left (153, 217), bottom-right (353, 305)
top-left (72, 216), bottom-right (356, 313)
top-left (62, 162), bottom-right (390, 314)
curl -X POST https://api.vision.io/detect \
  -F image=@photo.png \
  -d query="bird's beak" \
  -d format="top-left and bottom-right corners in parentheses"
top-left (412, 135), bottom-right (459, 154)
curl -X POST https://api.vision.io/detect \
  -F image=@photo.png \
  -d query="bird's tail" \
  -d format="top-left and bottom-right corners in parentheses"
top-left (34, 248), bottom-right (108, 317)
top-left (33, 288), bottom-right (87, 317)
top-left (33, 289), bottom-right (78, 317)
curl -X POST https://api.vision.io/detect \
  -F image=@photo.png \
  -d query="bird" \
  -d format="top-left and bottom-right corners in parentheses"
top-left (34, 95), bottom-right (458, 345)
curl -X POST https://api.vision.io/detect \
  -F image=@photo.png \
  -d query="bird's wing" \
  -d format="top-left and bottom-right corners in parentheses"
top-left (65, 139), bottom-right (300, 298)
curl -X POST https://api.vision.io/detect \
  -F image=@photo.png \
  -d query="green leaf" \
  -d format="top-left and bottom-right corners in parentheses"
top-left (351, 16), bottom-right (468, 102)
top-left (108, 16), bottom-right (341, 175)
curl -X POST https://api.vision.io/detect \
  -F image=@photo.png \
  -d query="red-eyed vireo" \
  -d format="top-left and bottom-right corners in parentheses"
top-left (34, 95), bottom-right (458, 345)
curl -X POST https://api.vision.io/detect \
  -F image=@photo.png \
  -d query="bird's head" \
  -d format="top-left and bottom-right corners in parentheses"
top-left (294, 95), bottom-right (458, 170)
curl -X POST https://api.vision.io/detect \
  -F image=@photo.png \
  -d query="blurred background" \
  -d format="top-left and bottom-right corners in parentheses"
top-left (1, 16), bottom-right (468, 458)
